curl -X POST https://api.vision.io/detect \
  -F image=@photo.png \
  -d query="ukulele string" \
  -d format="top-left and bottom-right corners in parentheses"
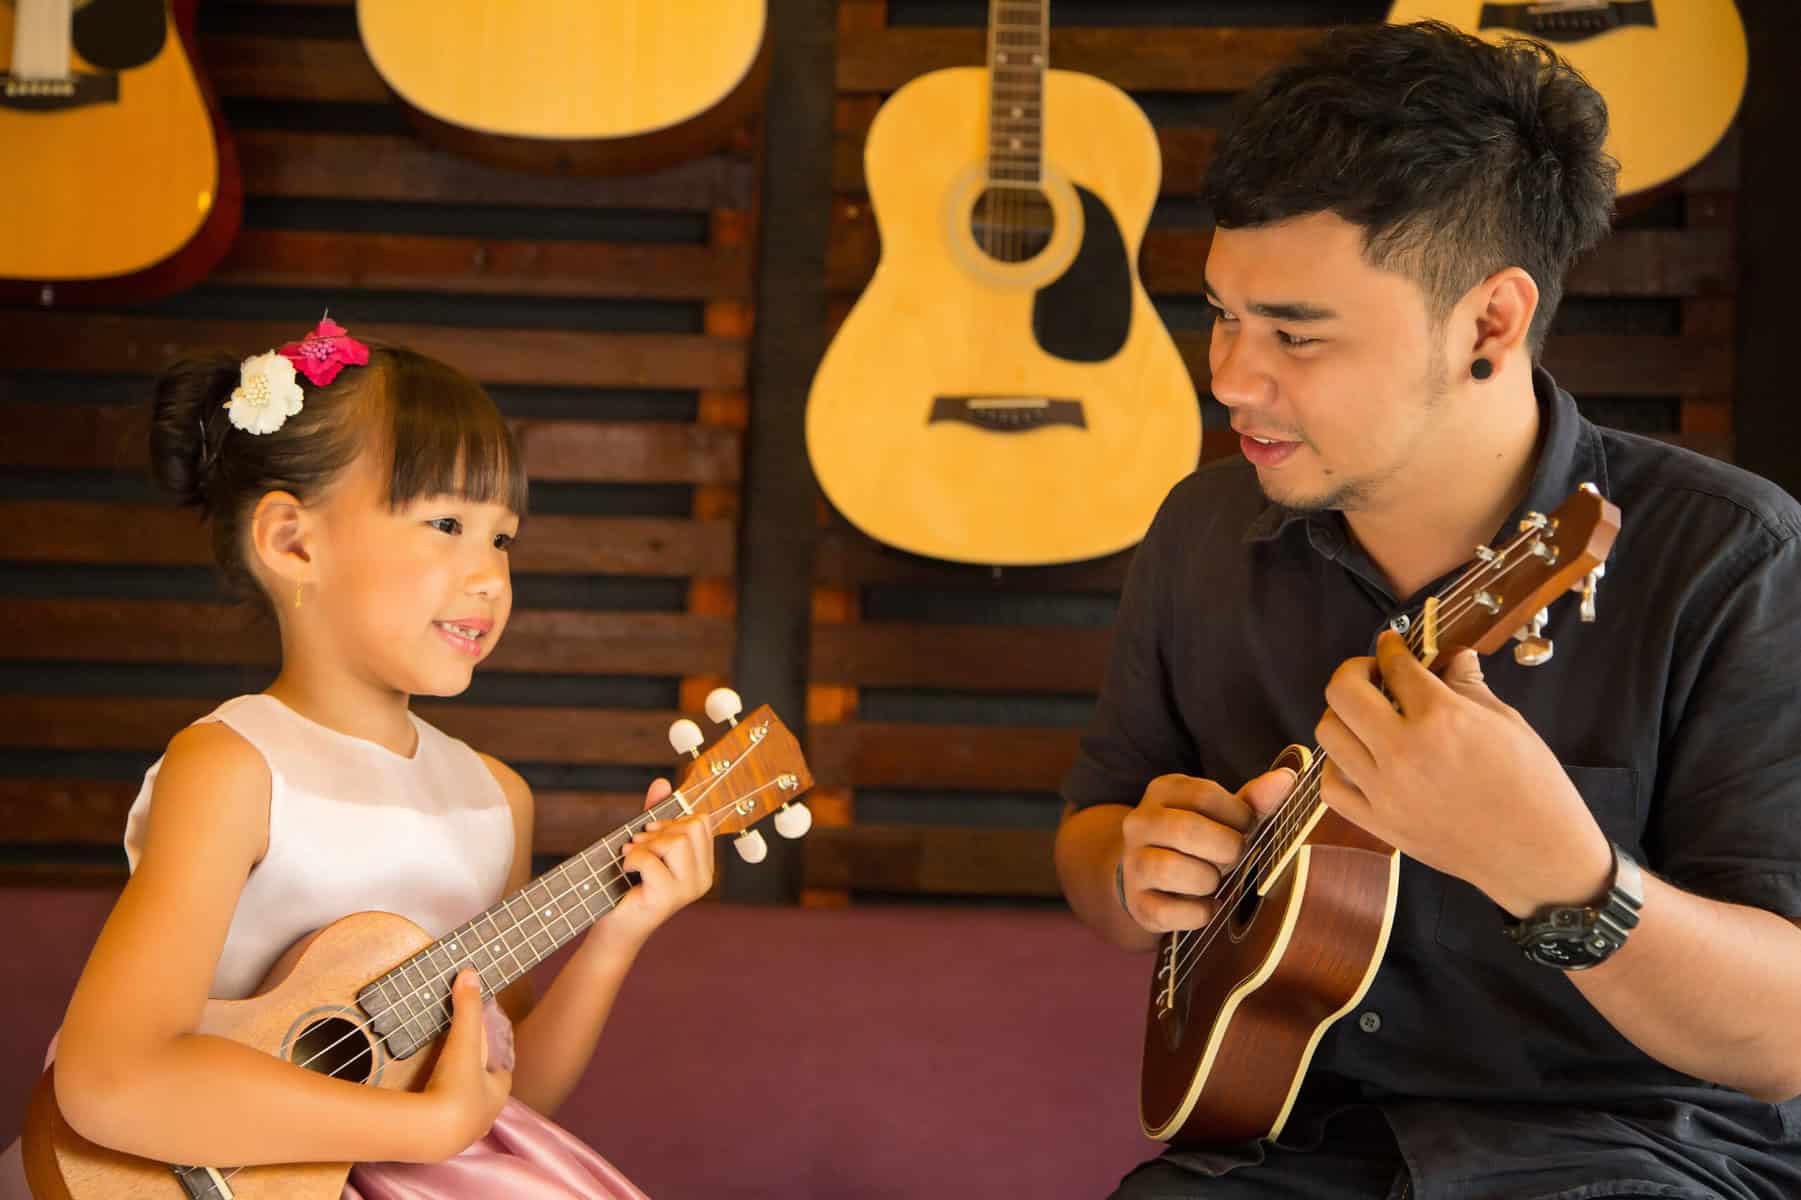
top-left (1160, 527), bottom-right (1544, 993)
top-left (214, 750), bottom-right (787, 1184)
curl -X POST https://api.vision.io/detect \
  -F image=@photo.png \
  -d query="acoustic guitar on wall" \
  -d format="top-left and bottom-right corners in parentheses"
top-left (1386, 0), bottom-right (1747, 198)
top-left (1140, 486), bottom-right (1621, 1145)
top-left (23, 690), bottom-right (814, 1200)
top-left (0, 0), bottom-right (240, 307)
top-left (805, 0), bottom-right (1201, 567)
top-left (356, 0), bottom-right (769, 176)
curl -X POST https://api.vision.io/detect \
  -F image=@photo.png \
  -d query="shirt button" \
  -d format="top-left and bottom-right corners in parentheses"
top-left (1358, 1011), bottom-right (1382, 1034)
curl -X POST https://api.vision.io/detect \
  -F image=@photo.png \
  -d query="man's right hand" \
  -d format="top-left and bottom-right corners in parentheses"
top-left (1118, 768), bottom-right (1297, 932)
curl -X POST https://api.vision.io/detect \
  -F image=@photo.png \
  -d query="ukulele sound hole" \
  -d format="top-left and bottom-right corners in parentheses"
top-left (971, 188), bottom-right (1055, 263)
top-left (290, 1015), bottom-right (375, 1084)
top-left (1228, 865), bottom-right (1264, 937)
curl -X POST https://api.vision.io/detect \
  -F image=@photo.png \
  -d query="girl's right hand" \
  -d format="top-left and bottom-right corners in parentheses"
top-left (416, 969), bottom-right (512, 1161)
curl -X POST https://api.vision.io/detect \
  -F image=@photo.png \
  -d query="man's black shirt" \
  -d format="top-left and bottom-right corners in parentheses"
top-left (1062, 368), bottom-right (1801, 1198)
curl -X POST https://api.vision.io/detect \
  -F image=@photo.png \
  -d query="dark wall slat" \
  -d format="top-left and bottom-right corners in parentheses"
top-left (0, 600), bottom-right (734, 677)
top-left (0, 698), bottom-right (686, 765)
top-left (2, 404), bottom-right (743, 483)
top-left (200, 34), bottom-right (389, 104)
top-left (810, 722), bottom-right (1079, 791)
top-left (810, 623), bottom-right (1112, 692)
top-left (238, 131), bottom-right (756, 212)
top-left (0, 316), bottom-right (745, 391)
top-left (215, 230), bottom-right (754, 302)
top-left (0, 503), bottom-right (736, 578)
top-left (803, 825), bottom-right (1061, 897)
top-left (837, 27), bottom-right (1323, 93)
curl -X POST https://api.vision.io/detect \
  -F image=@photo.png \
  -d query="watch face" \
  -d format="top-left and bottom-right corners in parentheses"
top-left (1525, 933), bottom-right (1599, 968)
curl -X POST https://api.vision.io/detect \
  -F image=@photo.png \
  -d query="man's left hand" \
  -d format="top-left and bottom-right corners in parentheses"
top-left (1315, 629), bottom-right (1612, 918)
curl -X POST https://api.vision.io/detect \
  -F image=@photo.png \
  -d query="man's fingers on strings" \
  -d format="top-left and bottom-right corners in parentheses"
top-left (1314, 709), bottom-right (1377, 788)
top-left (1146, 806), bottom-right (1248, 867)
top-left (1131, 846), bottom-right (1224, 900)
top-left (1240, 767), bottom-right (1298, 818)
top-left (642, 776), bottom-right (673, 812)
top-left (1374, 629), bottom-right (1441, 714)
top-left (1318, 758), bottom-right (1374, 825)
top-left (1135, 890), bottom-right (1216, 934)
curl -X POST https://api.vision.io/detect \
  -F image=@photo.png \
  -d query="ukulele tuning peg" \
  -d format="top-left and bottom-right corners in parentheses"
top-left (773, 801), bottom-right (813, 840)
top-left (704, 687), bottom-right (743, 727)
top-left (733, 829), bottom-right (768, 864)
top-left (1570, 563), bottom-right (1605, 623)
top-left (1512, 608), bottom-right (1553, 667)
top-left (668, 718), bottom-right (704, 759)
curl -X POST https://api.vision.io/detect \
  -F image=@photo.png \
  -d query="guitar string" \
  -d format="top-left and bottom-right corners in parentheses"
top-left (213, 774), bottom-right (798, 1186)
top-left (1160, 554), bottom-right (1522, 994)
top-left (267, 743), bottom-right (768, 1084)
top-left (207, 743), bottom-right (786, 1183)
top-left (1159, 524), bottom-right (1555, 994)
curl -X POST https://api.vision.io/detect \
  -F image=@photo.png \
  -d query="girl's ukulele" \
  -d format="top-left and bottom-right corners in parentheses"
top-left (1141, 485), bottom-right (1621, 1145)
top-left (23, 689), bottom-right (813, 1200)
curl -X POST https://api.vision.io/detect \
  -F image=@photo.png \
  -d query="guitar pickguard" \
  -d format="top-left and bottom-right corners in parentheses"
top-left (1031, 185), bottom-right (1131, 363)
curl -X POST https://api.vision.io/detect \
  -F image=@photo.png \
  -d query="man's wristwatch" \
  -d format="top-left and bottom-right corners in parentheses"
top-left (1503, 841), bottom-right (1644, 970)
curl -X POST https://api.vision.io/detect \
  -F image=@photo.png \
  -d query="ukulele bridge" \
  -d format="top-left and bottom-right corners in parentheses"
top-left (929, 395), bottom-right (1086, 433)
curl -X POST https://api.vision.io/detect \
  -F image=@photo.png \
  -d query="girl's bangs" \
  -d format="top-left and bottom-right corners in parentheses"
top-left (378, 349), bottom-right (528, 516)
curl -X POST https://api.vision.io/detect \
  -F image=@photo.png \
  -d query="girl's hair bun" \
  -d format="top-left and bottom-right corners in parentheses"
top-left (149, 355), bottom-right (239, 509)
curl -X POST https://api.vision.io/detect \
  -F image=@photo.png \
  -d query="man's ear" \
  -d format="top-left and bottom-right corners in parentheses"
top-left (1468, 266), bottom-right (1539, 366)
top-left (248, 490), bottom-right (314, 592)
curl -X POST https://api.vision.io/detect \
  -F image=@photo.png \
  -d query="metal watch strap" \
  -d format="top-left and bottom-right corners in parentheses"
top-left (1505, 841), bottom-right (1644, 969)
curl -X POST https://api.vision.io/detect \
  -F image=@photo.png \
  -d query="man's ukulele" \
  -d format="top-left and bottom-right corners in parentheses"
top-left (23, 689), bottom-right (813, 1200)
top-left (1141, 485), bottom-right (1621, 1145)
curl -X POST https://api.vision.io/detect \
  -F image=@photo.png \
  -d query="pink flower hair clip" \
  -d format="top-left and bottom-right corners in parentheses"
top-left (278, 314), bottom-right (370, 387)
top-left (224, 314), bottom-right (370, 436)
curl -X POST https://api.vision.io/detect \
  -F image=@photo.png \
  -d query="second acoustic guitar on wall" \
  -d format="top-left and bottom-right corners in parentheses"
top-left (806, 0), bottom-right (1202, 568)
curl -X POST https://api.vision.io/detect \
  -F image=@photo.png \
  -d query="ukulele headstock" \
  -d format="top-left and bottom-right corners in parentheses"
top-left (666, 688), bottom-right (815, 864)
top-left (1416, 483), bottom-right (1621, 669)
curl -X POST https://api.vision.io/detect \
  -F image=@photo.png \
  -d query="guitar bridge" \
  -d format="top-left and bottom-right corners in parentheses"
top-left (929, 395), bottom-right (1086, 433)
top-left (170, 1163), bottom-right (235, 1198)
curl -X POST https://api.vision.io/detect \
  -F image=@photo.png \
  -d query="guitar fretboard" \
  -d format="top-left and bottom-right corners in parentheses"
top-left (987, 0), bottom-right (1046, 185)
top-left (355, 792), bottom-right (690, 1055)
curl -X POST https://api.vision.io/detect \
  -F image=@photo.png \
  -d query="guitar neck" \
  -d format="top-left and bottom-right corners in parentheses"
top-left (360, 795), bottom-right (687, 1028)
top-left (986, 0), bottom-right (1047, 186)
top-left (10, 0), bottom-right (74, 81)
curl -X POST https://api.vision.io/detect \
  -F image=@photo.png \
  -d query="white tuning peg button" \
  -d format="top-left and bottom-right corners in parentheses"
top-left (733, 829), bottom-right (768, 864)
top-left (668, 719), bottom-right (704, 758)
top-left (773, 802), bottom-right (813, 840)
top-left (704, 687), bottom-right (743, 726)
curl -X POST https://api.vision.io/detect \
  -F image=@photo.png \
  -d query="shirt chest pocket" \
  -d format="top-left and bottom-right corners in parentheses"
top-left (1434, 764), bottom-right (1641, 960)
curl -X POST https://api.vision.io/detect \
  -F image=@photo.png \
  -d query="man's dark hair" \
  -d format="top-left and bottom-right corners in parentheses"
top-left (1203, 20), bottom-right (1617, 358)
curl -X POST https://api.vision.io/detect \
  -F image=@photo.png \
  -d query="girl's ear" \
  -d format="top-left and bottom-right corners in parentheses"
top-left (248, 490), bottom-right (314, 593)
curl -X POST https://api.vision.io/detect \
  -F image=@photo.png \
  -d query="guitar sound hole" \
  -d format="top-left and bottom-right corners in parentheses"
top-left (290, 1016), bottom-right (375, 1084)
top-left (971, 188), bottom-right (1055, 263)
top-left (1229, 867), bottom-right (1264, 937)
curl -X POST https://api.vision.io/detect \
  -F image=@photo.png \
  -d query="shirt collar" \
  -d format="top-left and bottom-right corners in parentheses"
top-left (1241, 365), bottom-right (1608, 553)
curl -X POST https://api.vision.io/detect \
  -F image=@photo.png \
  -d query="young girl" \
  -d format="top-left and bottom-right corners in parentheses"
top-left (2, 318), bottom-right (713, 1198)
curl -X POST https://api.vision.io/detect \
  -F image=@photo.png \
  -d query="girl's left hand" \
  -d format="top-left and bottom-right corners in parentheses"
top-left (605, 778), bottom-right (715, 947)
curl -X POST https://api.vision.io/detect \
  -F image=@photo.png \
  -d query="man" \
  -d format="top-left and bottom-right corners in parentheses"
top-left (1055, 20), bottom-right (1801, 1200)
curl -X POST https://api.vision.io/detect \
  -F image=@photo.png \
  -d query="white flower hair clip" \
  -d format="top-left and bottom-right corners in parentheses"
top-left (226, 351), bottom-right (305, 435)
top-left (223, 316), bottom-right (370, 436)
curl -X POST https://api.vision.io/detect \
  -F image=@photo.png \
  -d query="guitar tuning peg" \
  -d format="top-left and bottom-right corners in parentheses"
top-left (773, 801), bottom-right (813, 840)
top-left (668, 719), bottom-right (703, 759)
top-left (733, 829), bottom-right (768, 864)
top-left (704, 687), bottom-right (743, 727)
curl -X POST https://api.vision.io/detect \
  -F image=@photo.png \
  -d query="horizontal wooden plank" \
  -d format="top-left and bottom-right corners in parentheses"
top-left (0, 777), bottom-right (645, 855)
top-left (804, 825), bottom-right (1061, 897)
top-left (0, 697), bottom-right (689, 765)
top-left (1, 402), bottom-right (742, 483)
top-left (0, 502), bottom-right (735, 577)
top-left (0, 315), bottom-right (746, 391)
top-left (214, 230), bottom-right (754, 302)
top-left (0, 600), bottom-right (734, 677)
top-left (829, 210), bottom-right (1736, 299)
top-left (1172, 333), bottom-right (1731, 398)
top-left (200, 33), bottom-right (389, 104)
top-left (834, 123), bottom-right (1215, 197)
top-left (238, 131), bottom-right (755, 212)
top-left (809, 722), bottom-right (1080, 791)
top-left (837, 27), bottom-right (1322, 94)
top-left (810, 623), bottom-right (1112, 692)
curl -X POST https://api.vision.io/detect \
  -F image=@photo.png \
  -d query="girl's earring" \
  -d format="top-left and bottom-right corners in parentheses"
top-left (295, 582), bottom-right (305, 610)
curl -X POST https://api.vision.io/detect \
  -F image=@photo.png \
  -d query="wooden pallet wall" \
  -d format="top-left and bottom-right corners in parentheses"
top-left (0, 0), bottom-right (758, 876)
top-left (799, 0), bottom-right (1742, 901)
